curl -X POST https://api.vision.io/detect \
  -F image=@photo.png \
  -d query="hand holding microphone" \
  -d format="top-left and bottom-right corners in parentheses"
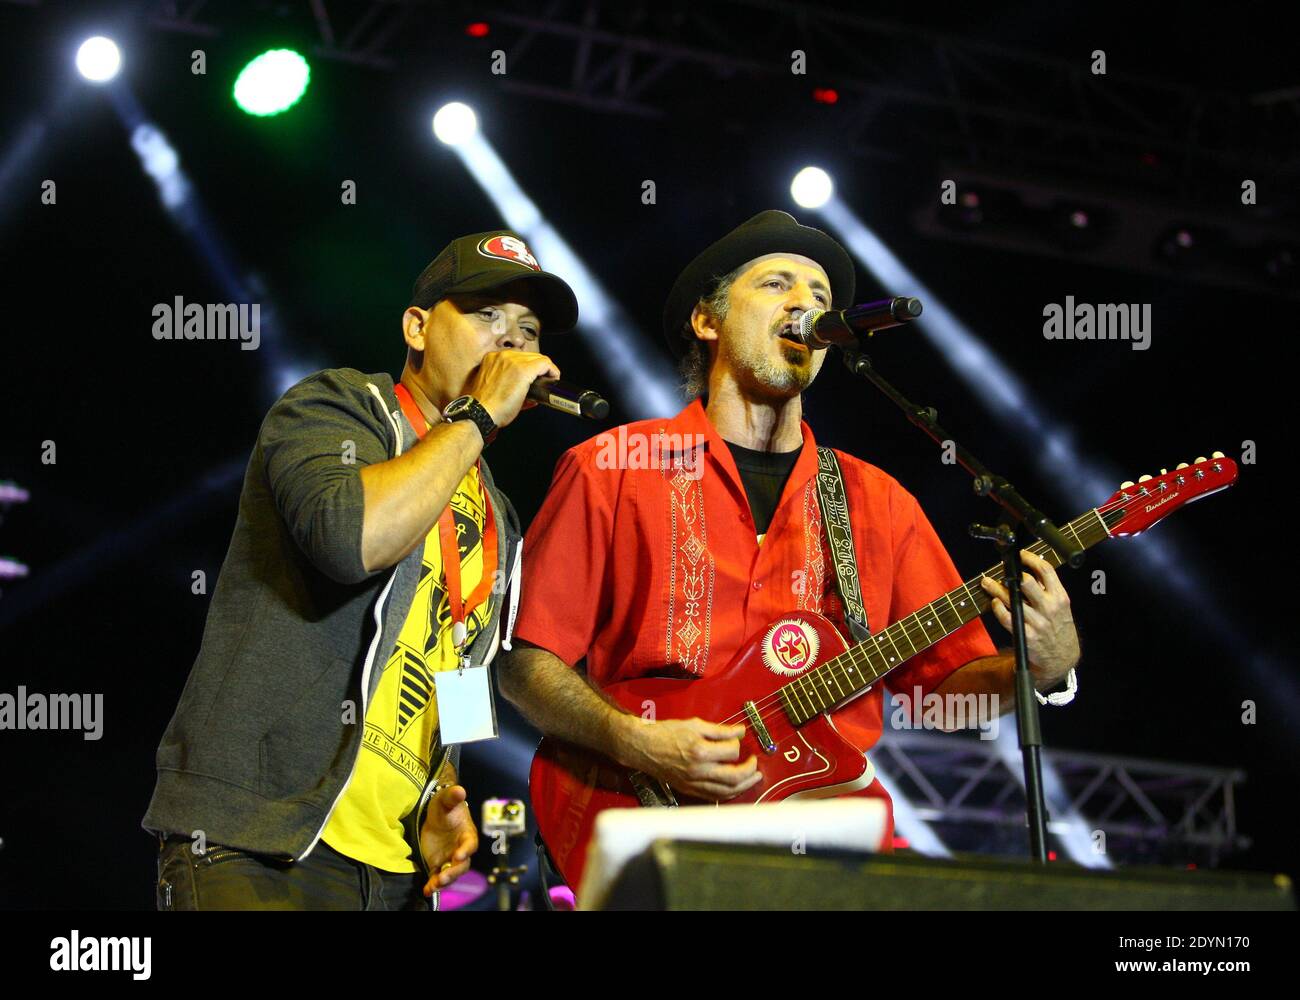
top-left (468, 351), bottom-right (610, 432)
top-left (467, 351), bottom-right (561, 429)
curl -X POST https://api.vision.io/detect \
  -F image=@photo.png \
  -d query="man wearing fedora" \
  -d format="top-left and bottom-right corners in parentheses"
top-left (143, 230), bottom-right (577, 909)
top-left (499, 211), bottom-right (1080, 850)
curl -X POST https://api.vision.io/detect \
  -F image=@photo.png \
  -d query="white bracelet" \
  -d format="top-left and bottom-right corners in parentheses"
top-left (1035, 667), bottom-right (1077, 706)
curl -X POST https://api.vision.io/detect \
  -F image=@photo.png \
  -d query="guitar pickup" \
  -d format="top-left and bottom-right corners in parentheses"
top-left (744, 700), bottom-right (777, 754)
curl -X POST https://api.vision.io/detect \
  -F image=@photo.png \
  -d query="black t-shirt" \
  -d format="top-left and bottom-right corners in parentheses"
top-left (723, 439), bottom-right (802, 537)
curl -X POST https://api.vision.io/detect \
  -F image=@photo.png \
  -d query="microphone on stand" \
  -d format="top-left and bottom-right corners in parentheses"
top-left (527, 377), bottom-right (610, 420)
top-left (796, 296), bottom-right (923, 350)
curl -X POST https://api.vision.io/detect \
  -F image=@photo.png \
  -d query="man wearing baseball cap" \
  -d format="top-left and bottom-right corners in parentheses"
top-left (144, 229), bottom-right (578, 909)
top-left (500, 211), bottom-right (1079, 870)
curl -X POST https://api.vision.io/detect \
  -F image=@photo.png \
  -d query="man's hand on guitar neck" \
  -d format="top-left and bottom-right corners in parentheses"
top-left (979, 548), bottom-right (1081, 684)
top-left (620, 717), bottom-right (762, 802)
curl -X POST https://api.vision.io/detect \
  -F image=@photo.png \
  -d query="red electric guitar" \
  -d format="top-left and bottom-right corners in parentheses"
top-left (529, 453), bottom-right (1239, 891)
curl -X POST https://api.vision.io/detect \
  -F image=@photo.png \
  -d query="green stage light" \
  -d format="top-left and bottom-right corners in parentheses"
top-left (233, 49), bottom-right (310, 117)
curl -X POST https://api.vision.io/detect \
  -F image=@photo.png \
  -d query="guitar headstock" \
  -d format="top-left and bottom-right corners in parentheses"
top-left (1101, 452), bottom-right (1238, 537)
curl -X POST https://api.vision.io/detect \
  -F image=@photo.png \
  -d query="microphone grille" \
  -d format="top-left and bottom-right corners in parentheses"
top-left (797, 308), bottom-right (824, 344)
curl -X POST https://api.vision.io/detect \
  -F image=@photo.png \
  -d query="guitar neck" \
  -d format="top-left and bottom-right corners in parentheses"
top-left (779, 504), bottom-right (1120, 726)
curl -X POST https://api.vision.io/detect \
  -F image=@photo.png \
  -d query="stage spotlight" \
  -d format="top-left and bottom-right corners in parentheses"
top-left (791, 166), bottom-right (833, 209)
top-left (233, 49), bottom-right (310, 117)
top-left (75, 36), bottom-right (121, 83)
top-left (938, 187), bottom-right (1024, 230)
top-left (1154, 224), bottom-right (1216, 267)
top-left (433, 102), bottom-right (478, 145)
top-left (1052, 201), bottom-right (1110, 252)
top-left (959, 187), bottom-right (1045, 233)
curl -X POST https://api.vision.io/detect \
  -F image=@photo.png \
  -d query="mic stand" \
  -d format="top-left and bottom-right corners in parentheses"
top-left (838, 345), bottom-right (1083, 864)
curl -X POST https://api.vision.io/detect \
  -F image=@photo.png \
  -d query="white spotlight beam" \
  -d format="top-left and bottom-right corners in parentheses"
top-left (992, 727), bottom-right (1113, 868)
top-left (446, 126), bottom-right (680, 419)
top-left (813, 196), bottom-right (1265, 674)
top-left (104, 84), bottom-right (308, 399)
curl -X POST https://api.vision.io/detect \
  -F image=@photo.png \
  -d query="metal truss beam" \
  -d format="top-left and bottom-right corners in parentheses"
top-left (27, 0), bottom-right (1289, 202)
top-left (875, 730), bottom-right (1249, 867)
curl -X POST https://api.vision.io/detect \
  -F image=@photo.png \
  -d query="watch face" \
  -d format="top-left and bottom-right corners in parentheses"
top-left (443, 396), bottom-right (473, 418)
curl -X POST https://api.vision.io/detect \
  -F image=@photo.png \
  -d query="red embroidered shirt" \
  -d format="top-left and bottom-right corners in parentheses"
top-left (514, 398), bottom-right (997, 757)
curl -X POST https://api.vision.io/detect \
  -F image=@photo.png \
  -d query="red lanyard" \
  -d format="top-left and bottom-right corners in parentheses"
top-left (394, 383), bottom-right (498, 655)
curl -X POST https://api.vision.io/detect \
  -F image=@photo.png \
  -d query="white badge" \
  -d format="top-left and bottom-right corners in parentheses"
top-left (434, 665), bottom-right (499, 745)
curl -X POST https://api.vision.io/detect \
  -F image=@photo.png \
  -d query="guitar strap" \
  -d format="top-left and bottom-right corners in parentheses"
top-left (814, 451), bottom-right (878, 791)
top-left (815, 447), bottom-right (871, 643)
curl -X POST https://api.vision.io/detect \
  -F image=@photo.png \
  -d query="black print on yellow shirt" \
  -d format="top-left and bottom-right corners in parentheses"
top-left (391, 488), bottom-right (488, 747)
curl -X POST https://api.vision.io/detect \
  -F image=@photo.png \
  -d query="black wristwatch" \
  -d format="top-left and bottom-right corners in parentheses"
top-left (442, 395), bottom-right (498, 446)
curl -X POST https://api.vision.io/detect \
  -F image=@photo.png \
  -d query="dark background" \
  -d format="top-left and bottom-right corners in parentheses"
top-left (0, 0), bottom-right (1295, 908)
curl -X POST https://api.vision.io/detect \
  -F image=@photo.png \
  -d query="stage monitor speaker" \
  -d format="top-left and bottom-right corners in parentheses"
top-left (598, 840), bottom-right (1296, 910)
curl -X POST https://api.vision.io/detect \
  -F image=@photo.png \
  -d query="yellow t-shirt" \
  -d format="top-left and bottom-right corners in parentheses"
top-left (322, 465), bottom-right (494, 872)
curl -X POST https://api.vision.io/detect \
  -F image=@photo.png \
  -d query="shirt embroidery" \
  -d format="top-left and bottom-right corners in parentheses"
top-left (800, 478), bottom-right (828, 616)
top-left (666, 464), bottom-right (714, 676)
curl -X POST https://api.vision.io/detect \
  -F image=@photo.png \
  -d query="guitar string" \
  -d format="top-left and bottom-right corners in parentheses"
top-left (729, 468), bottom-right (1216, 735)
top-left (721, 498), bottom-right (1122, 733)
top-left (713, 522), bottom-right (1080, 731)
top-left (708, 490), bottom-right (1139, 735)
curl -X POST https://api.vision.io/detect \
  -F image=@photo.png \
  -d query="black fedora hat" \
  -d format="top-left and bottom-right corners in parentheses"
top-left (662, 210), bottom-right (855, 358)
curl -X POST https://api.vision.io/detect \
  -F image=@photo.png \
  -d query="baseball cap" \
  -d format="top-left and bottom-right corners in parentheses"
top-left (411, 230), bottom-right (579, 334)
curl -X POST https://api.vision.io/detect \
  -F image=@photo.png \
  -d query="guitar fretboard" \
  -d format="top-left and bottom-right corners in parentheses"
top-left (778, 504), bottom-right (1122, 726)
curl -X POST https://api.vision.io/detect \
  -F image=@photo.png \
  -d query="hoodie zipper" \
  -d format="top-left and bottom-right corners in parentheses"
top-left (296, 568), bottom-right (397, 861)
top-left (302, 381), bottom-right (513, 869)
top-left (407, 534), bottom-right (513, 871)
top-left (296, 382), bottom-right (409, 862)
top-left (414, 743), bottom-right (454, 841)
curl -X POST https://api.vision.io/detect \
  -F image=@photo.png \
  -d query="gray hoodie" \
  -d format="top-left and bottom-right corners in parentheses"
top-left (142, 367), bottom-right (522, 877)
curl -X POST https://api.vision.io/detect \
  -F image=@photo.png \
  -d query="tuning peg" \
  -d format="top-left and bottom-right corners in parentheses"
top-left (1195, 456), bottom-right (1207, 464)
top-left (1120, 481), bottom-right (1135, 489)
top-left (1176, 463), bottom-right (1189, 470)
top-left (1138, 474), bottom-right (1153, 483)
top-left (1160, 469), bottom-right (1167, 475)
top-left (1211, 451), bottom-right (1225, 459)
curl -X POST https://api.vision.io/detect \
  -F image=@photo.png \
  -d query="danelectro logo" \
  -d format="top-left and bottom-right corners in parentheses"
top-left (1144, 491), bottom-right (1178, 513)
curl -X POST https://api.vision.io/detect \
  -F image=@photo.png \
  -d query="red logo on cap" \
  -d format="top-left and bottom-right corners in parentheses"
top-left (477, 235), bottom-right (541, 271)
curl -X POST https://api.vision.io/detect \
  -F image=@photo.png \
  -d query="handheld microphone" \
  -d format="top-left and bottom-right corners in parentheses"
top-left (796, 296), bottom-right (923, 350)
top-left (528, 377), bottom-right (610, 420)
